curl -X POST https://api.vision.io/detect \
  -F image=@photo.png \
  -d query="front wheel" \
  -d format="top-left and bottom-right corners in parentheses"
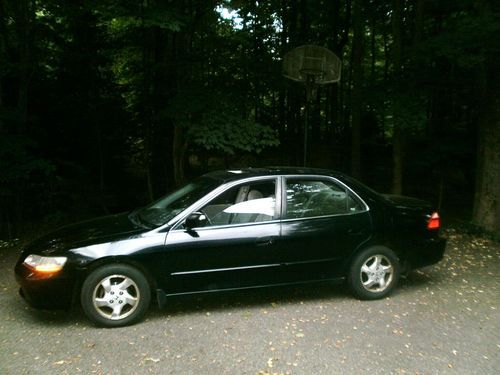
top-left (81, 264), bottom-right (151, 327)
top-left (348, 247), bottom-right (400, 300)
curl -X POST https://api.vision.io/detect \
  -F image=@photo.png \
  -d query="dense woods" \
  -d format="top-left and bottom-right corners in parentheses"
top-left (1, 0), bottom-right (499, 238)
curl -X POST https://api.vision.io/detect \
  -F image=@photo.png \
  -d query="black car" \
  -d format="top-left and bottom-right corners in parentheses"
top-left (15, 167), bottom-right (446, 327)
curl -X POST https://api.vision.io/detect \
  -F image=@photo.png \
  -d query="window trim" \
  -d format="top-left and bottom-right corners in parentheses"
top-left (281, 175), bottom-right (369, 221)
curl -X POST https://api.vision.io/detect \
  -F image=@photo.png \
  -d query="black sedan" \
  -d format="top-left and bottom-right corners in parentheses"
top-left (15, 167), bottom-right (446, 327)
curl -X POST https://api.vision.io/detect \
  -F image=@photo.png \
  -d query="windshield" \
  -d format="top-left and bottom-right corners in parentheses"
top-left (134, 177), bottom-right (221, 227)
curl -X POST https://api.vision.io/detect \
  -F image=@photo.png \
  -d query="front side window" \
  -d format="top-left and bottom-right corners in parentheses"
top-left (285, 179), bottom-right (364, 219)
top-left (199, 180), bottom-right (277, 226)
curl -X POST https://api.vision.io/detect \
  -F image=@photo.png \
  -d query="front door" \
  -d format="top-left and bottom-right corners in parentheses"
top-left (164, 178), bottom-right (282, 294)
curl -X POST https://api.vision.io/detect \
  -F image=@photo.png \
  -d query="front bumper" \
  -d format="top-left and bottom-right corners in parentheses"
top-left (15, 262), bottom-right (78, 310)
top-left (407, 236), bottom-right (447, 269)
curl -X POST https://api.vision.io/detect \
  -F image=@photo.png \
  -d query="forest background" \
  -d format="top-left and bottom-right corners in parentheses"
top-left (1, 0), bottom-right (499, 238)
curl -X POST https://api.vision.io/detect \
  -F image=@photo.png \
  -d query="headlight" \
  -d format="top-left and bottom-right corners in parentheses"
top-left (23, 255), bottom-right (67, 273)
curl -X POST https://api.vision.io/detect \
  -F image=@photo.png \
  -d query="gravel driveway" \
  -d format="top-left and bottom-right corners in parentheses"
top-left (0, 228), bottom-right (498, 374)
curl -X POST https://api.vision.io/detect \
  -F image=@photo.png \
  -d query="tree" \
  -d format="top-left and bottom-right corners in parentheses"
top-left (1, 0), bottom-right (499, 236)
top-left (473, 61), bottom-right (500, 234)
top-left (472, 1), bottom-right (500, 234)
top-left (350, 0), bottom-right (364, 178)
top-left (390, 0), bottom-right (403, 195)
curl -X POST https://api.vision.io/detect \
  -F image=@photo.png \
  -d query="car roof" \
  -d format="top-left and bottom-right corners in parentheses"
top-left (202, 167), bottom-right (383, 203)
top-left (203, 167), bottom-right (341, 183)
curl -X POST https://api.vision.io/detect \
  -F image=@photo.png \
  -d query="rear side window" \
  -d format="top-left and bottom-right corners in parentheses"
top-left (285, 179), bottom-right (365, 219)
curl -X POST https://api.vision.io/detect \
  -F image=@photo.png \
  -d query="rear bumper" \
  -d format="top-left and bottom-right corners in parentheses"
top-left (15, 262), bottom-right (77, 310)
top-left (407, 236), bottom-right (447, 269)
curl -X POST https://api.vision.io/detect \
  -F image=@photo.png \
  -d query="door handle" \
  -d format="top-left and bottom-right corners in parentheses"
top-left (256, 237), bottom-right (275, 246)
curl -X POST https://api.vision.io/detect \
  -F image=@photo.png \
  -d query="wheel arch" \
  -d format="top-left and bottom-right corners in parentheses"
top-left (73, 256), bottom-right (158, 307)
top-left (346, 244), bottom-right (401, 300)
top-left (342, 241), bottom-right (402, 277)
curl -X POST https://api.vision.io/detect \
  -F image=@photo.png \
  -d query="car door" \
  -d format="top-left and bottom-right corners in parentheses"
top-left (163, 177), bottom-right (282, 294)
top-left (277, 176), bottom-right (372, 282)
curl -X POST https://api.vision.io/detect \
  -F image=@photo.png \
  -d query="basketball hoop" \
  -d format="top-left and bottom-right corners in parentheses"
top-left (283, 45), bottom-right (341, 85)
top-left (283, 45), bottom-right (342, 165)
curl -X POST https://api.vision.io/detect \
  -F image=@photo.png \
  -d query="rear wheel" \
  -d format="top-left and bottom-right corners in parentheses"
top-left (81, 264), bottom-right (151, 327)
top-left (348, 247), bottom-right (400, 300)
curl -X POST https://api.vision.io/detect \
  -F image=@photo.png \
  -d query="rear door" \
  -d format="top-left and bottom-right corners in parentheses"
top-left (277, 176), bottom-right (372, 282)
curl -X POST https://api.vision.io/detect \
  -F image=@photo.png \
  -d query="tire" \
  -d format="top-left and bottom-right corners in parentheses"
top-left (348, 246), bottom-right (400, 300)
top-left (80, 264), bottom-right (151, 327)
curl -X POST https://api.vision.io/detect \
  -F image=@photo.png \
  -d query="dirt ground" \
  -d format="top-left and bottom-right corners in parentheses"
top-left (0, 228), bottom-right (498, 374)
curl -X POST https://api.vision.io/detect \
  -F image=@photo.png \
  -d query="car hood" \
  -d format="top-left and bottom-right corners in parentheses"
top-left (381, 194), bottom-right (433, 210)
top-left (23, 213), bottom-right (149, 256)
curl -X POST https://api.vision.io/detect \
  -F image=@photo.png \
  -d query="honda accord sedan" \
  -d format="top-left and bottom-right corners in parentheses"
top-left (15, 167), bottom-right (446, 327)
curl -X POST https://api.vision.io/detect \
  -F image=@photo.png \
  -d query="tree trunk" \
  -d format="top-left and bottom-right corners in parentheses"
top-left (350, 0), bottom-right (364, 178)
top-left (370, 11), bottom-right (376, 80)
top-left (472, 59), bottom-right (500, 234)
top-left (413, 0), bottom-right (424, 48)
top-left (0, 76), bottom-right (4, 134)
top-left (0, 0), bottom-right (6, 134)
top-left (172, 123), bottom-right (186, 187)
top-left (140, 0), bottom-right (155, 201)
top-left (391, 0), bottom-right (403, 194)
top-left (95, 117), bottom-right (109, 214)
top-left (13, 0), bottom-right (33, 135)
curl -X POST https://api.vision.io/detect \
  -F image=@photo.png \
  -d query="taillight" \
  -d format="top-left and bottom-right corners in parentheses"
top-left (427, 212), bottom-right (440, 230)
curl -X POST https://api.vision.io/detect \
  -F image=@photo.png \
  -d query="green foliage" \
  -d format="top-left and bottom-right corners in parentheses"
top-left (164, 86), bottom-right (279, 154)
top-left (0, 0), bottom-right (497, 236)
top-left (105, 11), bottom-right (184, 34)
top-left (419, 11), bottom-right (500, 68)
top-left (0, 135), bottom-right (55, 196)
top-left (390, 94), bottom-right (428, 135)
top-left (189, 109), bottom-right (279, 154)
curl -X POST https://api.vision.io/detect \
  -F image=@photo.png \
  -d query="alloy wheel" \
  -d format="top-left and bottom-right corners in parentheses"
top-left (359, 255), bottom-right (394, 293)
top-left (92, 274), bottom-right (140, 320)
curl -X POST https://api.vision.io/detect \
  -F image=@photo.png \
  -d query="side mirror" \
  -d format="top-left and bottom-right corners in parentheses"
top-left (185, 212), bottom-right (207, 230)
